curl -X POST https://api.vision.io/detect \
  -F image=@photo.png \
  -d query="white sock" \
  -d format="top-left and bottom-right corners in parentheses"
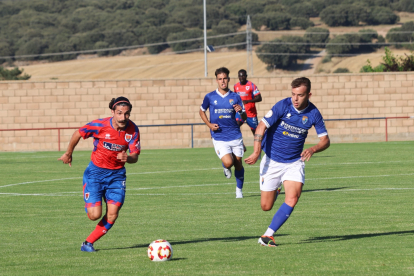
top-left (264, 227), bottom-right (275, 237)
top-left (236, 187), bottom-right (242, 192)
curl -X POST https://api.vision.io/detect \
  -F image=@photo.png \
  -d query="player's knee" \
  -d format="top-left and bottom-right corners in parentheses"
top-left (261, 203), bottom-right (273, 211)
top-left (87, 212), bottom-right (101, 221)
top-left (285, 197), bottom-right (299, 207)
top-left (107, 213), bottom-right (118, 222)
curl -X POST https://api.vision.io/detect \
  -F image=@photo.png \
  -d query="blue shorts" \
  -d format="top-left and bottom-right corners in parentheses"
top-left (83, 161), bottom-right (126, 210)
top-left (246, 116), bottom-right (259, 130)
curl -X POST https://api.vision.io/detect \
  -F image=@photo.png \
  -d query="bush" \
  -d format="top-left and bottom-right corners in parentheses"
top-left (333, 67), bottom-right (350, 73)
top-left (252, 12), bottom-right (291, 31)
top-left (321, 55), bottom-right (332, 63)
top-left (364, 6), bottom-right (399, 25)
top-left (386, 21), bottom-right (414, 50)
top-left (167, 29), bottom-right (203, 52)
top-left (290, 17), bottom-right (314, 30)
top-left (320, 4), bottom-right (370, 26)
top-left (304, 27), bottom-right (330, 47)
top-left (0, 67), bottom-right (31, 80)
top-left (256, 36), bottom-right (310, 69)
top-left (360, 47), bottom-right (414, 72)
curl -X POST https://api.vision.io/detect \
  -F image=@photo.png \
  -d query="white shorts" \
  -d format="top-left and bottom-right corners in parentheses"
top-left (212, 138), bottom-right (244, 159)
top-left (259, 154), bottom-right (305, 192)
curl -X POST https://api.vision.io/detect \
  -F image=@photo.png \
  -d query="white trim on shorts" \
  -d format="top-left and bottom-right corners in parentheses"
top-left (259, 154), bottom-right (305, 192)
top-left (212, 137), bottom-right (244, 159)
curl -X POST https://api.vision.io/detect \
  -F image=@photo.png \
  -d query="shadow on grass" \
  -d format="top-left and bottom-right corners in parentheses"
top-left (99, 235), bottom-right (288, 251)
top-left (301, 230), bottom-right (414, 243)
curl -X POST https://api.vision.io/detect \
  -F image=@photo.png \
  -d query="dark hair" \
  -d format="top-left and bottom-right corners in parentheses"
top-left (238, 69), bottom-right (247, 75)
top-left (291, 77), bottom-right (311, 93)
top-left (109, 96), bottom-right (132, 111)
top-left (215, 67), bottom-right (230, 77)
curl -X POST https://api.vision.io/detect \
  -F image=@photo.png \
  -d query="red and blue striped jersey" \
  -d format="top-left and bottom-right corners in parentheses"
top-left (79, 117), bottom-right (140, 170)
top-left (234, 81), bottom-right (260, 118)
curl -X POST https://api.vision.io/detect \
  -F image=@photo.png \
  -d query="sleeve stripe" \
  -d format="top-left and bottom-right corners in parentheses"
top-left (200, 106), bottom-right (206, 112)
top-left (261, 118), bottom-right (270, 128)
top-left (317, 132), bottom-right (328, 137)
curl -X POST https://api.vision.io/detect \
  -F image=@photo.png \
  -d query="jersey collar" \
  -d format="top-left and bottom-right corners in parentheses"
top-left (291, 98), bottom-right (310, 114)
top-left (215, 89), bottom-right (230, 98)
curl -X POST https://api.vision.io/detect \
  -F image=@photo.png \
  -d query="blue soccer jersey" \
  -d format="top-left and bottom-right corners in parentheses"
top-left (200, 89), bottom-right (245, 141)
top-left (262, 97), bottom-right (328, 163)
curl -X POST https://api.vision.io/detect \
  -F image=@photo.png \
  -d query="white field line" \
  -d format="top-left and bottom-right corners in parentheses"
top-left (0, 159), bottom-right (411, 188)
top-left (1, 173), bottom-right (414, 196)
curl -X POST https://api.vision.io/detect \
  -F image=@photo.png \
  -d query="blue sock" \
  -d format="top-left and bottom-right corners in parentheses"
top-left (269, 203), bottom-right (294, 232)
top-left (222, 163), bottom-right (226, 168)
top-left (234, 167), bottom-right (244, 189)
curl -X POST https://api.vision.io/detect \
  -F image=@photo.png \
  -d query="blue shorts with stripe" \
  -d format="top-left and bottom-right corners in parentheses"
top-left (83, 161), bottom-right (126, 210)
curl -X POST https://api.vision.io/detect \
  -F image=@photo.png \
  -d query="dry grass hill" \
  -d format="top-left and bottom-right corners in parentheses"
top-left (15, 12), bottom-right (414, 81)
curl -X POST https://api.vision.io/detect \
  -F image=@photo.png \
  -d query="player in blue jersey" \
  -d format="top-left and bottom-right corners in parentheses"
top-left (245, 77), bottom-right (330, 247)
top-left (199, 67), bottom-right (247, 198)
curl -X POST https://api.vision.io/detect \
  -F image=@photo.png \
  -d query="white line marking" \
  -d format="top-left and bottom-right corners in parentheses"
top-left (0, 160), bottom-right (411, 189)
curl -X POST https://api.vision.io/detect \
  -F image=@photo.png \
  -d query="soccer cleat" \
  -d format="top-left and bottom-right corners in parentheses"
top-left (236, 189), bottom-right (243, 199)
top-left (81, 241), bottom-right (96, 252)
top-left (274, 187), bottom-right (281, 203)
top-left (258, 236), bottom-right (277, 247)
top-left (223, 168), bottom-right (232, 179)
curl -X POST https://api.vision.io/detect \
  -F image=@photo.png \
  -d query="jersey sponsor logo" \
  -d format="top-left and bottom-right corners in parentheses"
top-left (103, 141), bottom-right (126, 151)
top-left (85, 192), bottom-right (90, 200)
top-left (229, 99), bottom-right (234, 105)
top-left (219, 115), bottom-right (231, 119)
top-left (125, 134), bottom-right (132, 142)
top-left (283, 131), bottom-right (300, 138)
top-left (214, 109), bottom-right (233, 114)
top-left (286, 113), bottom-right (291, 119)
top-left (105, 134), bottom-right (111, 139)
top-left (265, 110), bottom-right (273, 118)
top-left (302, 116), bottom-right (308, 124)
top-left (280, 121), bottom-right (307, 134)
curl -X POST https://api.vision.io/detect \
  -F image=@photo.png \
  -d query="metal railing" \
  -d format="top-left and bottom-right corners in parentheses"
top-left (0, 117), bottom-right (412, 151)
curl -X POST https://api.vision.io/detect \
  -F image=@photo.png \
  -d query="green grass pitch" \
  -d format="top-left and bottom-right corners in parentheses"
top-left (1, 142), bottom-right (413, 275)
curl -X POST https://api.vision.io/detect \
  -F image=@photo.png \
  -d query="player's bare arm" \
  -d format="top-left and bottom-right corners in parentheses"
top-left (244, 121), bottom-right (267, 165)
top-left (199, 109), bottom-right (219, 131)
top-left (233, 104), bottom-right (248, 121)
top-left (58, 130), bottom-right (82, 167)
top-left (300, 135), bottom-right (330, 162)
top-left (242, 94), bottom-right (262, 105)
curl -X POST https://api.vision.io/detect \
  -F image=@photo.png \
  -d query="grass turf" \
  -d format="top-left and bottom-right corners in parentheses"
top-left (1, 141), bottom-right (413, 275)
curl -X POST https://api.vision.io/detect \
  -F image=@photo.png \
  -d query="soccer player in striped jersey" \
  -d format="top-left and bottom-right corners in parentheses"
top-left (234, 69), bottom-right (262, 135)
top-left (58, 96), bottom-right (140, 252)
top-left (245, 77), bottom-right (330, 247)
top-left (199, 67), bottom-right (247, 198)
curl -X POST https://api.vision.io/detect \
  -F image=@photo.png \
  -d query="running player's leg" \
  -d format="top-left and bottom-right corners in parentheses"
top-left (246, 116), bottom-right (259, 136)
top-left (83, 164), bottom-right (103, 221)
top-left (232, 138), bottom-right (245, 198)
top-left (213, 138), bottom-right (234, 178)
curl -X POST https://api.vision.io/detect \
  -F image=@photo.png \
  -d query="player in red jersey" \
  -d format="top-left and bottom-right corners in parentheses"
top-left (58, 96), bottom-right (140, 252)
top-left (234, 69), bottom-right (262, 135)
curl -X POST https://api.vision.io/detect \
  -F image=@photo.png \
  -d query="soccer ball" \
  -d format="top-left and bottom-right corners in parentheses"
top-left (147, 239), bottom-right (173, 262)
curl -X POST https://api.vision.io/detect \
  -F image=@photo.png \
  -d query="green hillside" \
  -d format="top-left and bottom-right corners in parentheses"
top-left (0, 0), bottom-right (412, 64)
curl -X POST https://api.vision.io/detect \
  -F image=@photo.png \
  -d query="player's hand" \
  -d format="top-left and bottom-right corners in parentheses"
top-left (242, 100), bottom-right (249, 105)
top-left (58, 152), bottom-right (73, 167)
top-left (244, 152), bottom-right (260, 165)
top-left (233, 104), bottom-right (242, 113)
top-left (209, 123), bottom-right (219, 131)
top-left (117, 151), bottom-right (128, 162)
top-left (300, 148), bottom-right (315, 162)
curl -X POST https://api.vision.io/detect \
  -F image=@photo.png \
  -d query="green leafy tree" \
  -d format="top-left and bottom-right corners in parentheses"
top-left (290, 17), bottom-right (314, 30)
top-left (360, 47), bottom-right (414, 72)
top-left (0, 67), bottom-right (31, 80)
top-left (304, 27), bottom-right (330, 47)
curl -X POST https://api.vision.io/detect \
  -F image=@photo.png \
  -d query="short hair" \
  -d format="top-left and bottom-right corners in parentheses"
top-left (109, 96), bottom-right (132, 111)
top-left (238, 69), bottom-right (247, 75)
top-left (291, 77), bottom-right (311, 93)
top-left (215, 67), bottom-right (230, 77)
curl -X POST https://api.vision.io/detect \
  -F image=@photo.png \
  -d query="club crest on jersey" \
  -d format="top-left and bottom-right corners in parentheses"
top-left (286, 113), bottom-right (291, 119)
top-left (261, 177), bottom-right (264, 185)
top-left (229, 99), bottom-right (234, 105)
top-left (125, 134), bottom-right (132, 142)
top-left (245, 86), bottom-right (250, 90)
top-left (85, 192), bottom-right (89, 200)
top-left (302, 116), bottom-right (308, 124)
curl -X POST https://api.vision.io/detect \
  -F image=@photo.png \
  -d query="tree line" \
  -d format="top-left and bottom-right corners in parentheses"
top-left (0, 0), bottom-right (411, 64)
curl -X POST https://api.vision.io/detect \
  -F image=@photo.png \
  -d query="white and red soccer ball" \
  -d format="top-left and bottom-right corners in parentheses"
top-left (148, 239), bottom-right (173, 262)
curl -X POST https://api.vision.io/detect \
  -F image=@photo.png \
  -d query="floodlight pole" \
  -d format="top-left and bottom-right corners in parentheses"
top-left (203, 0), bottom-right (208, 77)
top-left (246, 15), bottom-right (253, 76)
